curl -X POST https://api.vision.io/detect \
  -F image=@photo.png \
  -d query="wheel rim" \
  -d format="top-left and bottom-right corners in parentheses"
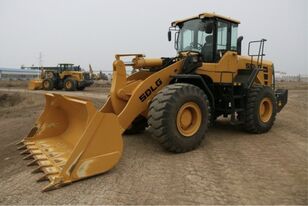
top-left (176, 102), bottom-right (202, 137)
top-left (43, 81), bottom-right (49, 88)
top-left (66, 81), bottom-right (72, 89)
top-left (259, 97), bottom-right (273, 123)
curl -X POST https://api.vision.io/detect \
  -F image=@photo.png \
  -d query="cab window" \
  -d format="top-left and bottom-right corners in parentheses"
top-left (216, 21), bottom-right (228, 50)
top-left (181, 29), bottom-right (194, 51)
top-left (231, 24), bottom-right (238, 50)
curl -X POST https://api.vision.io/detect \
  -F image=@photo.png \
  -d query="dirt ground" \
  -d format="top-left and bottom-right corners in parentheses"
top-left (0, 82), bottom-right (307, 205)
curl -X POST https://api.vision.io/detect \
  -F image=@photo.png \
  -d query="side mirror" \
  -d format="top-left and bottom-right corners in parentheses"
top-left (168, 31), bottom-right (172, 42)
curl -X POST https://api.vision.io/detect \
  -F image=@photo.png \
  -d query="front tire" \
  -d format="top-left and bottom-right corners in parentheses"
top-left (244, 86), bottom-right (277, 133)
top-left (148, 83), bottom-right (210, 153)
top-left (42, 79), bottom-right (54, 90)
top-left (64, 78), bottom-right (77, 91)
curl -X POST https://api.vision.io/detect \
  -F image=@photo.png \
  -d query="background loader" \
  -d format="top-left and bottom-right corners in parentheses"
top-left (28, 63), bottom-right (94, 91)
top-left (18, 12), bottom-right (288, 191)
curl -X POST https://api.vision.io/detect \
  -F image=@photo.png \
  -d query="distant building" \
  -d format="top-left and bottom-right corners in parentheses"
top-left (0, 67), bottom-right (40, 80)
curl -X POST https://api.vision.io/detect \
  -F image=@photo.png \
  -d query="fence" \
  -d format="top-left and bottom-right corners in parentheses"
top-left (276, 75), bottom-right (308, 82)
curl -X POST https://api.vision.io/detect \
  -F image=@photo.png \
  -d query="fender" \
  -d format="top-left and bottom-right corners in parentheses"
top-left (171, 74), bottom-right (215, 109)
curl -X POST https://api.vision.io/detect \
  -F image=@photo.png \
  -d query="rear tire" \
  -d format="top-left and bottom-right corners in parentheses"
top-left (244, 86), bottom-right (277, 133)
top-left (42, 79), bottom-right (54, 90)
top-left (148, 83), bottom-right (210, 153)
top-left (64, 78), bottom-right (77, 91)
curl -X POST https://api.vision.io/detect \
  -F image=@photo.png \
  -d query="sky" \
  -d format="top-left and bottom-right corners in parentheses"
top-left (0, 0), bottom-right (307, 75)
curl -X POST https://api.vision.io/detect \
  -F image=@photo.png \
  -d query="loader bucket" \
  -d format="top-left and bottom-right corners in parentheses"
top-left (28, 79), bottom-right (43, 90)
top-left (18, 93), bottom-right (124, 191)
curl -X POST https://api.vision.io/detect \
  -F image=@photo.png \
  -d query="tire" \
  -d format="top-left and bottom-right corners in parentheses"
top-left (244, 86), bottom-right (277, 133)
top-left (148, 83), bottom-right (210, 153)
top-left (42, 79), bottom-right (54, 90)
top-left (64, 78), bottom-right (77, 91)
top-left (124, 116), bottom-right (148, 135)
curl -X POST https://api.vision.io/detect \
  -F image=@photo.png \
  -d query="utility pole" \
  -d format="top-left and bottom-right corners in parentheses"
top-left (38, 52), bottom-right (43, 78)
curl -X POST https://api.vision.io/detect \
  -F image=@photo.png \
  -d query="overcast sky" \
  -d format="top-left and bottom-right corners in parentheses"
top-left (0, 0), bottom-right (307, 74)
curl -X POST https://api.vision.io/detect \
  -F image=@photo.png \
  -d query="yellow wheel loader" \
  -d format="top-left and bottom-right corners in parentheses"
top-left (28, 63), bottom-right (94, 91)
top-left (18, 12), bottom-right (288, 191)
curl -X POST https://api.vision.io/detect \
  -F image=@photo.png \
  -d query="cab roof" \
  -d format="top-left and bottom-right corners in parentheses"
top-left (171, 12), bottom-right (240, 27)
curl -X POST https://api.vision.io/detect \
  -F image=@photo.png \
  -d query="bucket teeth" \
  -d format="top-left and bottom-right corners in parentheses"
top-left (32, 150), bottom-right (43, 155)
top-left (44, 167), bottom-right (60, 175)
top-left (24, 141), bottom-right (35, 146)
top-left (35, 154), bottom-right (48, 161)
top-left (17, 145), bottom-right (27, 150)
top-left (32, 166), bottom-right (44, 174)
top-left (42, 178), bottom-right (63, 192)
top-left (23, 153), bottom-right (34, 160)
top-left (16, 140), bottom-right (25, 146)
top-left (39, 160), bottom-right (52, 167)
top-left (28, 145), bottom-right (38, 150)
top-left (27, 159), bottom-right (38, 166)
top-left (20, 149), bottom-right (30, 155)
top-left (37, 174), bottom-right (49, 182)
top-left (42, 182), bottom-right (57, 192)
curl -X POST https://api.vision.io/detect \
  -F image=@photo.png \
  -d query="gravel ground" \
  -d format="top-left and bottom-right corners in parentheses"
top-left (0, 88), bottom-right (307, 205)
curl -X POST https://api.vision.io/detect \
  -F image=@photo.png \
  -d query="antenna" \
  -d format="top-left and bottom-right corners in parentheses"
top-left (38, 52), bottom-right (43, 67)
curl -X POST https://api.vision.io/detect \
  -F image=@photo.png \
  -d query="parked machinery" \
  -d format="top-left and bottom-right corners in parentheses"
top-left (19, 12), bottom-right (287, 191)
top-left (28, 63), bottom-right (93, 91)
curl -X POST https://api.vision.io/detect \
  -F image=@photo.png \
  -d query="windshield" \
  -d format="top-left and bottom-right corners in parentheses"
top-left (58, 64), bottom-right (77, 71)
top-left (177, 19), bottom-right (213, 53)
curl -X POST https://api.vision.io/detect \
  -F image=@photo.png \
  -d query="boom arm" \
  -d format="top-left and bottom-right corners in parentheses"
top-left (101, 54), bottom-right (183, 130)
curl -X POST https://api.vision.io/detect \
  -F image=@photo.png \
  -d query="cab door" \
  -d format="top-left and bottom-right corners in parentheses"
top-left (214, 20), bottom-right (238, 74)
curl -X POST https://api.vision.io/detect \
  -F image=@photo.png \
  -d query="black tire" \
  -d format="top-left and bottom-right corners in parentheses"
top-left (244, 86), bottom-right (277, 133)
top-left (124, 116), bottom-right (148, 135)
top-left (64, 78), bottom-right (77, 91)
top-left (42, 79), bottom-right (54, 90)
top-left (148, 83), bottom-right (210, 153)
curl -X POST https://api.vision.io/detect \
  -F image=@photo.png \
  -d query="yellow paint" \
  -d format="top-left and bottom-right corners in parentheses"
top-left (172, 12), bottom-right (240, 27)
top-left (132, 57), bottom-right (163, 69)
top-left (195, 51), bottom-right (273, 85)
top-left (176, 102), bottom-right (202, 137)
top-left (28, 79), bottom-right (43, 90)
top-left (28, 66), bottom-right (89, 91)
top-left (259, 97), bottom-right (273, 123)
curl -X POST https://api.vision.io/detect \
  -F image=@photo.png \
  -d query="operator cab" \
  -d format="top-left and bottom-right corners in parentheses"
top-left (58, 63), bottom-right (81, 71)
top-left (169, 12), bottom-right (242, 63)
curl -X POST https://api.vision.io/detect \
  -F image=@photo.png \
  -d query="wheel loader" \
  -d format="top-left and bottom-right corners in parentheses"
top-left (28, 63), bottom-right (94, 91)
top-left (18, 12), bottom-right (288, 191)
